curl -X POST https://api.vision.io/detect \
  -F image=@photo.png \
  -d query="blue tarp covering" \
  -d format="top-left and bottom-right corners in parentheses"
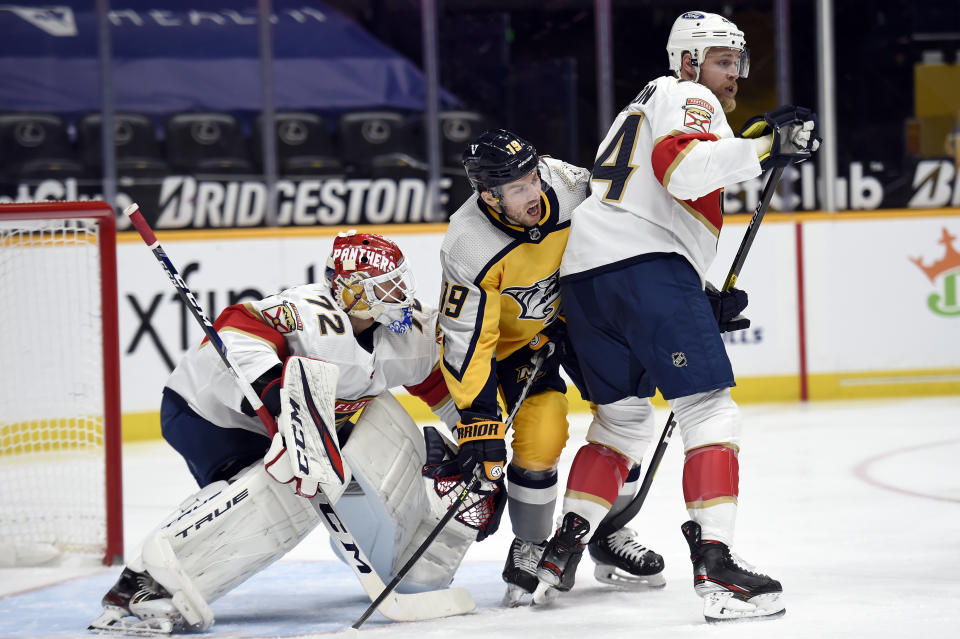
top-left (0, 1), bottom-right (455, 115)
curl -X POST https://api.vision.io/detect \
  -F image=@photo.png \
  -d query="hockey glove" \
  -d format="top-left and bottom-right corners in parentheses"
top-left (455, 414), bottom-right (507, 484)
top-left (740, 105), bottom-right (821, 170)
top-left (239, 363), bottom-right (283, 418)
top-left (422, 426), bottom-right (506, 541)
top-left (705, 282), bottom-right (750, 333)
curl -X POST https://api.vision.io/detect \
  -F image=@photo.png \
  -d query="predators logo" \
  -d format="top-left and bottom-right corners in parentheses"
top-left (502, 269), bottom-right (561, 323)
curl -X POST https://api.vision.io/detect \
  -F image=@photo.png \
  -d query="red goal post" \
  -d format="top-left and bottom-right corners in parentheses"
top-left (0, 201), bottom-right (123, 566)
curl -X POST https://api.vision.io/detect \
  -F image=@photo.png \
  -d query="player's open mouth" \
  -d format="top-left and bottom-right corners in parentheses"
top-left (526, 202), bottom-right (541, 218)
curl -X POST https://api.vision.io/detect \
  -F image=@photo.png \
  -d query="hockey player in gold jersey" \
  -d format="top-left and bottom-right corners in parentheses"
top-left (439, 129), bottom-right (665, 606)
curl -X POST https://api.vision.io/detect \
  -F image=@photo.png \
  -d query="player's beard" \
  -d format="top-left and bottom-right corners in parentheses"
top-left (714, 80), bottom-right (738, 113)
top-left (503, 199), bottom-right (541, 227)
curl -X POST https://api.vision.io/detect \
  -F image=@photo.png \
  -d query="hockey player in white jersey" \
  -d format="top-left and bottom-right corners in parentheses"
top-left (537, 11), bottom-right (820, 621)
top-left (439, 129), bottom-right (664, 607)
top-left (90, 231), bottom-right (503, 634)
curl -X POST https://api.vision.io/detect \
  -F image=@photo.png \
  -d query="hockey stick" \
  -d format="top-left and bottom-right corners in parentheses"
top-left (351, 341), bottom-right (556, 629)
top-left (594, 165), bottom-right (787, 539)
top-left (123, 203), bottom-right (474, 624)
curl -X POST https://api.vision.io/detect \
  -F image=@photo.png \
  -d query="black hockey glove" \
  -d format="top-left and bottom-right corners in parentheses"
top-left (740, 105), bottom-right (821, 170)
top-left (454, 414), bottom-right (507, 483)
top-left (239, 363), bottom-right (283, 418)
top-left (705, 282), bottom-right (750, 333)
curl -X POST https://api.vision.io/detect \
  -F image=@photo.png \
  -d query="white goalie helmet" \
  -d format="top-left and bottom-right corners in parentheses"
top-left (667, 11), bottom-right (749, 80)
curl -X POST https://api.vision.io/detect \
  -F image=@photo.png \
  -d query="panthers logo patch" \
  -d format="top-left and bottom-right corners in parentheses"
top-left (261, 302), bottom-right (302, 334)
top-left (682, 105), bottom-right (713, 134)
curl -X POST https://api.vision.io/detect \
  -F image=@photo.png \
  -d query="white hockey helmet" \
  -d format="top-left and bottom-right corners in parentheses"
top-left (667, 11), bottom-right (749, 80)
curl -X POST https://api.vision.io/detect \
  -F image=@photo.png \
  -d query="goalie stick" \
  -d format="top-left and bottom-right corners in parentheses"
top-left (123, 203), bottom-right (475, 624)
top-left (593, 165), bottom-right (787, 540)
top-left (351, 341), bottom-right (557, 630)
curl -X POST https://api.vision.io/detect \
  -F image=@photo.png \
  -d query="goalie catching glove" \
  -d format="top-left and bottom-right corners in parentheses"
top-left (740, 105), bottom-right (821, 169)
top-left (262, 356), bottom-right (351, 501)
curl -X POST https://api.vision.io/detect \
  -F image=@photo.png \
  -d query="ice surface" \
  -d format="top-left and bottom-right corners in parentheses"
top-left (2, 397), bottom-right (959, 638)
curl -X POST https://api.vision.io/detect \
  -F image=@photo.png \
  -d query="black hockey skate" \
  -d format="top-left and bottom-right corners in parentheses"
top-left (501, 537), bottom-right (547, 607)
top-left (588, 526), bottom-right (666, 589)
top-left (681, 520), bottom-right (785, 622)
top-left (535, 512), bottom-right (590, 598)
top-left (88, 567), bottom-right (181, 635)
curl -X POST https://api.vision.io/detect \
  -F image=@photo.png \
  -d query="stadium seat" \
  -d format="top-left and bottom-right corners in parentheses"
top-left (435, 110), bottom-right (489, 168)
top-left (338, 111), bottom-right (417, 172)
top-left (0, 113), bottom-right (83, 180)
top-left (78, 113), bottom-right (168, 176)
top-left (253, 112), bottom-right (342, 176)
top-left (164, 113), bottom-right (252, 174)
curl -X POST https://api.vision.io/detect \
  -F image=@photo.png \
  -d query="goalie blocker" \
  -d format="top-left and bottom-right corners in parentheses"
top-left (91, 362), bottom-right (492, 634)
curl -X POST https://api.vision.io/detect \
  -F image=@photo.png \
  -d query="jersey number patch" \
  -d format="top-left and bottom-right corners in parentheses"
top-left (306, 296), bottom-right (346, 335)
top-left (592, 112), bottom-right (645, 203)
top-left (440, 281), bottom-right (469, 319)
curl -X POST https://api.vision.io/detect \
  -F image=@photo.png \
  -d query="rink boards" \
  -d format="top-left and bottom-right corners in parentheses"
top-left (112, 208), bottom-right (960, 440)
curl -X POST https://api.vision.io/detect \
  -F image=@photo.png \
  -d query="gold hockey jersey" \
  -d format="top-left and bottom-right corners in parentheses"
top-left (438, 157), bottom-right (590, 417)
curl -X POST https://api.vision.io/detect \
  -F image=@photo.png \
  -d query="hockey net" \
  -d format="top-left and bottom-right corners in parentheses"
top-left (0, 201), bottom-right (123, 566)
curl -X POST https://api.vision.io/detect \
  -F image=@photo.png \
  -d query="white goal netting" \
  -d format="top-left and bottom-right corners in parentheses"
top-left (0, 215), bottom-right (113, 566)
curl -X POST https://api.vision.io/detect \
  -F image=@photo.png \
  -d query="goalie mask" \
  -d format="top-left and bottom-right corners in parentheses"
top-left (666, 12), bottom-right (750, 80)
top-left (325, 231), bottom-right (416, 334)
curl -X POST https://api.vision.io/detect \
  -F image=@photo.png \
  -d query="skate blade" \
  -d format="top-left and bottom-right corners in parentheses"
top-left (88, 607), bottom-right (174, 636)
top-left (531, 582), bottom-right (560, 606)
top-left (703, 592), bottom-right (785, 623)
top-left (593, 564), bottom-right (666, 590)
top-left (501, 584), bottom-right (533, 608)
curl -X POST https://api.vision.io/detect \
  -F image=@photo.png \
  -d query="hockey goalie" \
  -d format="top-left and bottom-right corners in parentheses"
top-left (89, 231), bottom-right (504, 634)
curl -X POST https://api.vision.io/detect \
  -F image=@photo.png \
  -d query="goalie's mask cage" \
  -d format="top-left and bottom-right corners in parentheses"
top-left (462, 129), bottom-right (540, 203)
top-left (325, 230), bottom-right (416, 334)
top-left (666, 11), bottom-right (750, 80)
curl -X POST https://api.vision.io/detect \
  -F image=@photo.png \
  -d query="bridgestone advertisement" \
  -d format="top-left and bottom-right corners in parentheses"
top-left (0, 174), bottom-right (474, 229)
top-left (2, 159), bottom-right (960, 229)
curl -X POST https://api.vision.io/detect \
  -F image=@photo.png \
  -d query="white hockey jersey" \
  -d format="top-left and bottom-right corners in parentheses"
top-left (165, 282), bottom-right (454, 437)
top-left (560, 75), bottom-right (762, 281)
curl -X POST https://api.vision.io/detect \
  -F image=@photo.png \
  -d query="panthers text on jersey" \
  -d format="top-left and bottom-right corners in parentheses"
top-left (560, 75), bottom-right (762, 282)
top-left (439, 157), bottom-right (590, 416)
top-left (165, 282), bottom-right (455, 436)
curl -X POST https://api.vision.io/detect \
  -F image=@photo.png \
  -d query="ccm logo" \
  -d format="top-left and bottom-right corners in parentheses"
top-left (288, 398), bottom-right (310, 475)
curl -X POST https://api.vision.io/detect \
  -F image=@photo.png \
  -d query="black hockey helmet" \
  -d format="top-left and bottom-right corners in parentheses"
top-left (462, 129), bottom-right (539, 196)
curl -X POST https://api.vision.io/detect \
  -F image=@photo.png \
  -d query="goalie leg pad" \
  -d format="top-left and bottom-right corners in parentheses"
top-left (140, 462), bottom-right (320, 628)
top-left (335, 393), bottom-right (477, 593)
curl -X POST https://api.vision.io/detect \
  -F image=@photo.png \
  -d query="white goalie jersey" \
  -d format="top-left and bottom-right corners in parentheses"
top-left (165, 282), bottom-right (454, 436)
top-left (561, 75), bottom-right (763, 282)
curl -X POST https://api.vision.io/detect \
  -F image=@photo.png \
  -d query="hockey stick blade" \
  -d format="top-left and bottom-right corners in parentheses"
top-left (313, 491), bottom-right (475, 624)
